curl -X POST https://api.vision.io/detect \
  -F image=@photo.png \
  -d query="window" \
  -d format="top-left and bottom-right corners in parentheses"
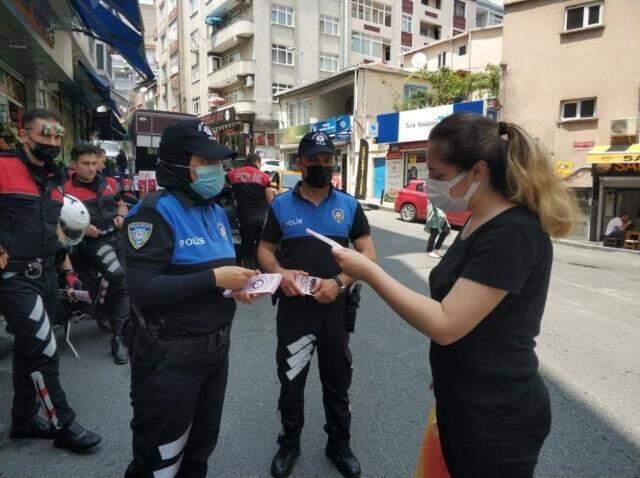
top-left (161, 34), bottom-right (166, 51)
top-left (192, 96), bottom-right (200, 115)
top-left (168, 0), bottom-right (176, 9)
top-left (459, 45), bottom-right (467, 56)
top-left (170, 53), bottom-right (179, 74)
top-left (190, 30), bottom-right (199, 51)
top-left (351, 31), bottom-right (384, 58)
top-left (272, 44), bottom-right (294, 65)
top-left (159, 2), bottom-right (165, 19)
top-left (436, 0), bottom-right (441, 8)
top-left (287, 99), bottom-right (311, 127)
top-left (223, 87), bottom-right (241, 104)
top-left (351, 0), bottom-right (392, 27)
top-left (420, 22), bottom-right (440, 39)
top-left (223, 50), bottom-right (241, 66)
top-left (437, 51), bottom-right (447, 68)
top-left (191, 63), bottom-right (200, 82)
top-left (561, 98), bottom-right (596, 120)
top-left (319, 53), bottom-right (339, 72)
top-left (189, 0), bottom-right (198, 15)
top-left (320, 15), bottom-right (339, 35)
top-left (404, 84), bottom-right (427, 99)
top-left (271, 5), bottom-right (294, 26)
top-left (454, 0), bottom-right (465, 17)
top-left (565, 2), bottom-right (602, 31)
top-left (168, 21), bottom-right (178, 41)
top-left (272, 83), bottom-right (293, 99)
top-left (402, 14), bottom-right (412, 33)
top-left (96, 43), bottom-right (105, 70)
top-left (208, 55), bottom-right (220, 74)
top-left (161, 64), bottom-right (167, 83)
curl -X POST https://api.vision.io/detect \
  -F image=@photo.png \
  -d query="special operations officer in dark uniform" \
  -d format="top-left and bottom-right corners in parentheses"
top-left (0, 109), bottom-right (101, 451)
top-left (123, 120), bottom-right (258, 478)
top-left (63, 144), bottom-right (130, 364)
top-left (258, 132), bottom-right (377, 478)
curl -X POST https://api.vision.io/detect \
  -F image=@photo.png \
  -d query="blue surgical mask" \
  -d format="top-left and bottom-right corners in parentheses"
top-left (190, 164), bottom-right (225, 199)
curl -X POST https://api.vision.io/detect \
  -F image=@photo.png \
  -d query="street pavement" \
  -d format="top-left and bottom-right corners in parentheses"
top-left (1, 209), bottom-right (639, 478)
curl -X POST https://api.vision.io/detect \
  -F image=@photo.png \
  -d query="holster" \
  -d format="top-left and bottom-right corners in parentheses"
top-left (345, 283), bottom-right (362, 333)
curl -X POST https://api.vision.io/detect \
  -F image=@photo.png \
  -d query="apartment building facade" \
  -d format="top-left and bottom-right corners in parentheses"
top-left (475, 0), bottom-right (503, 27)
top-left (502, 0), bottom-right (640, 240)
top-left (151, 0), bottom-right (479, 160)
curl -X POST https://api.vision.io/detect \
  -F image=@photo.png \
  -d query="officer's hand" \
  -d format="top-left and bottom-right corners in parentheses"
top-left (0, 244), bottom-right (8, 270)
top-left (332, 247), bottom-right (375, 282)
top-left (85, 225), bottom-right (100, 238)
top-left (312, 279), bottom-right (340, 304)
top-left (279, 269), bottom-right (308, 297)
top-left (113, 215), bottom-right (124, 229)
top-left (214, 266), bottom-right (258, 291)
top-left (232, 291), bottom-right (264, 304)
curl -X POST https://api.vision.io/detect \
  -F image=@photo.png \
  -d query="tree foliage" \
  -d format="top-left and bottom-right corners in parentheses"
top-left (394, 64), bottom-right (501, 111)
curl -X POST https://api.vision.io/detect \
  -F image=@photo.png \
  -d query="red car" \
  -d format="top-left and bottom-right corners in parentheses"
top-left (393, 179), bottom-right (471, 227)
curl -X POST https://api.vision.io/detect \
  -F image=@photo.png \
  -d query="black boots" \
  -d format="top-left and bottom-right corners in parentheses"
top-left (326, 441), bottom-right (361, 478)
top-left (53, 420), bottom-right (102, 452)
top-left (111, 335), bottom-right (129, 365)
top-left (271, 445), bottom-right (301, 478)
top-left (10, 415), bottom-right (55, 439)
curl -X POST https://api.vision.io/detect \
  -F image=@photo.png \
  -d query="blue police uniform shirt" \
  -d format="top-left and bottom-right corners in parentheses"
top-left (262, 182), bottom-right (370, 279)
top-left (124, 190), bottom-right (237, 337)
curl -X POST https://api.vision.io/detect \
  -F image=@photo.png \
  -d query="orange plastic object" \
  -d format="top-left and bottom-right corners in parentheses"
top-left (414, 406), bottom-right (451, 478)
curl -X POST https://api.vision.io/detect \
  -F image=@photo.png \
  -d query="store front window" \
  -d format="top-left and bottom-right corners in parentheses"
top-left (405, 150), bottom-right (427, 182)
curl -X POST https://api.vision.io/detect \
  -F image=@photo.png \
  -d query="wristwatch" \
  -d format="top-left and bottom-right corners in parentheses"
top-left (333, 275), bottom-right (347, 293)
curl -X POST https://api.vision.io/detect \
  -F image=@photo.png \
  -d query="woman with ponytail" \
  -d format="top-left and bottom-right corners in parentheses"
top-left (332, 113), bottom-right (578, 477)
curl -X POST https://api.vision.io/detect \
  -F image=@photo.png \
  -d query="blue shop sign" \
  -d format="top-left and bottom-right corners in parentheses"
top-left (312, 115), bottom-right (352, 141)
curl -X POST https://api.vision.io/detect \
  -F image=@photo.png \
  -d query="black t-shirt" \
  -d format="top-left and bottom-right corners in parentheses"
top-left (261, 183), bottom-right (370, 279)
top-left (429, 206), bottom-right (552, 435)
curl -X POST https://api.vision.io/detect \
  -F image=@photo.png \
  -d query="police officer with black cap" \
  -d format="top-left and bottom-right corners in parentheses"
top-left (258, 131), bottom-right (377, 478)
top-left (124, 119), bottom-right (259, 477)
top-left (0, 109), bottom-right (101, 452)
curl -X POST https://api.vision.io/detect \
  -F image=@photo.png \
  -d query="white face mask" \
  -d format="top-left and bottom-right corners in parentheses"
top-left (425, 171), bottom-right (480, 213)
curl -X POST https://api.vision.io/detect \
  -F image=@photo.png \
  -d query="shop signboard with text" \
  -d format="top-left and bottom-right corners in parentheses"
top-left (312, 115), bottom-right (352, 142)
top-left (384, 156), bottom-right (404, 202)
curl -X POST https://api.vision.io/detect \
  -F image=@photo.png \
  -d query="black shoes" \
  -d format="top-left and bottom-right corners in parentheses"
top-left (53, 421), bottom-right (102, 453)
top-left (111, 335), bottom-right (129, 365)
top-left (271, 445), bottom-right (301, 478)
top-left (326, 441), bottom-right (361, 478)
top-left (10, 415), bottom-right (55, 439)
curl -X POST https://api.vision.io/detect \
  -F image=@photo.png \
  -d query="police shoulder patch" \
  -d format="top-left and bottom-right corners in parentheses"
top-left (128, 222), bottom-right (153, 250)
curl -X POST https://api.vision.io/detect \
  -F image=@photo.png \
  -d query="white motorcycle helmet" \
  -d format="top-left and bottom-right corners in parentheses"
top-left (59, 194), bottom-right (90, 246)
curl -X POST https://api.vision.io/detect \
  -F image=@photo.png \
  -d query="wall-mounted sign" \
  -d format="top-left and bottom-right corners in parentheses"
top-left (554, 160), bottom-right (574, 178)
top-left (573, 141), bottom-right (595, 151)
top-left (595, 163), bottom-right (640, 175)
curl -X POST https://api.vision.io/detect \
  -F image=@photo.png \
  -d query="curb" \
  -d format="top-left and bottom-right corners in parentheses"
top-left (358, 200), bottom-right (396, 213)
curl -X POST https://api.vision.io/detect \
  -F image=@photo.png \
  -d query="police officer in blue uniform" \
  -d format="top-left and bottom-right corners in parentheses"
top-left (258, 132), bottom-right (377, 478)
top-left (123, 120), bottom-right (258, 478)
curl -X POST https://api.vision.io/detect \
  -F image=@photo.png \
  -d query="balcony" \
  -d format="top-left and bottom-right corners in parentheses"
top-left (208, 60), bottom-right (255, 89)
top-left (209, 17), bottom-right (254, 54)
top-left (225, 99), bottom-right (256, 116)
top-left (453, 16), bottom-right (466, 31)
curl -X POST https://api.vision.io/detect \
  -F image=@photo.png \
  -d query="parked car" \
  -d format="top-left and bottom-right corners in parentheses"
top-left (394, 179), bottom-right (470, 227)
top-left (261, 158), bottom-right (286, 173)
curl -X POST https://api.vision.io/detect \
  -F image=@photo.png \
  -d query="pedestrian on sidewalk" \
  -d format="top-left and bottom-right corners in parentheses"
top-left (331, 114), bottom-right (579, 478)
top-left (424, 201), bottom-right (450, 258)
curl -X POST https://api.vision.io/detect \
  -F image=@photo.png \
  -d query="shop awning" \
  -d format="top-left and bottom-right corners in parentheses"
top-left (100, 0), bottom-right (143, 33)
top-left (586, 144), bottom-right (640, 164)
top-left (69, 0), bottom-right (154, 81)
top-left (93, 110), bottom-right (127, 140)
top-left (78, 61), bottom-right (119, 114)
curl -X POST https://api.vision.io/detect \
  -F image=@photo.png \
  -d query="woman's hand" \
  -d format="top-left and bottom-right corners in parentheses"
top-left (331, 247), bottom-right (376, 282)
top-left (232, 291), bottom-right (263, 304)
top-left (214, 266), bottom-right (258, 291)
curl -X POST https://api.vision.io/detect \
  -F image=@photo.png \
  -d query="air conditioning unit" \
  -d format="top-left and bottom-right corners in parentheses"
top-left (245, 75), bottom-right (254, 87)
top-left (610, 118), bottom-right (638, 137)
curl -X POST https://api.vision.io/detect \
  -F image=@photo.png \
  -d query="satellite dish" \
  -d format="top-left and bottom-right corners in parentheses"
top-left (411, 52), bottom-right (427, 69)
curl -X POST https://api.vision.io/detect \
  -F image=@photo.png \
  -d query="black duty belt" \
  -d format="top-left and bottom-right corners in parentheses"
top-left (141, 325), bottom-right (231, 359)
top-left (2, 257), bottom-right (56, 279)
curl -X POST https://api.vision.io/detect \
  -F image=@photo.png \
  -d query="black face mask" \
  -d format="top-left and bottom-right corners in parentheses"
top-left (29, 142), bottom-right (61, 164)
top-left (303, 166), bottom-right (333, 188)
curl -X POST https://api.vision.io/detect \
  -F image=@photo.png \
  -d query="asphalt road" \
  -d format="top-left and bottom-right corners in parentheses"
top-left (1, 209), bottom-right (639, 477)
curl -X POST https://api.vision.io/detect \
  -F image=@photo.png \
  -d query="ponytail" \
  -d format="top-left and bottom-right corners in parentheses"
top-left (501, 122), bottom-right (578, 238)
top-left (429, 113), bottom-right (578, 238)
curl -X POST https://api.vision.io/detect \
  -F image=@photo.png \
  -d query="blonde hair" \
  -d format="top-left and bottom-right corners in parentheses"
top-left (429, 113), bottom-right (578, 238)
top-left (502, 122), bottom-right (579, 238)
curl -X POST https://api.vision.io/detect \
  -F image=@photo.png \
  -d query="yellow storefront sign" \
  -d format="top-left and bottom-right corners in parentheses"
top-left (586, 144), bottom-right (640, 164)
top-left (554, 160), bottom-right (573, 178)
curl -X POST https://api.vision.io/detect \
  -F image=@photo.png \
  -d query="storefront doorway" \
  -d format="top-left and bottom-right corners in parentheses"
top-left (594, 163), bottom-right (640, 240)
